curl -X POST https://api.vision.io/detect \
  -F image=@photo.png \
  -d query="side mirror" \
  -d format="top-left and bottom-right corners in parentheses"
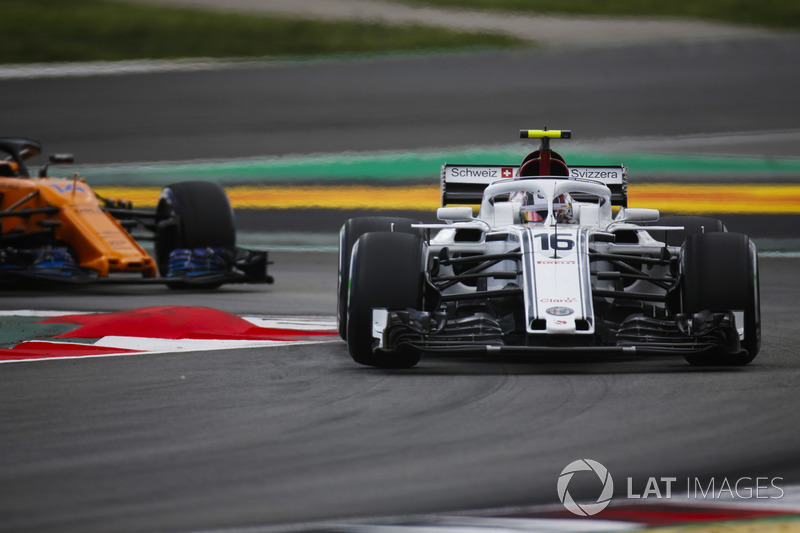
top-left (39, 153), bottom-right (75, 177)
top-left (618, 208), bottom-right (659, 223)
top-left (437, 206), bottom-right (474, 223)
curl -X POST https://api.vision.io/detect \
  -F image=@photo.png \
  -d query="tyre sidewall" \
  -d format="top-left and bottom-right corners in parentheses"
top-left (346, 231), bottom-right (424, 367)
top-left (681, 232), bottom-right (760, 364)
top-left (337, 217), bottom-right (422, 339)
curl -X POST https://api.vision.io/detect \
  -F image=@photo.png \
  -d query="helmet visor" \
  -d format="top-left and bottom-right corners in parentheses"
top-left (522, 209), bottom-right (548, 223)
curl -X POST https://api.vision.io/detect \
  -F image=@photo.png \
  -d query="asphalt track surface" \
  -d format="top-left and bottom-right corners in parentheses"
top-left (2, 37), bottom-right (800, 532)
top-left (1, 253), bottom-right (800, 533)
top-left (4, 37), bottom-right (800, 163)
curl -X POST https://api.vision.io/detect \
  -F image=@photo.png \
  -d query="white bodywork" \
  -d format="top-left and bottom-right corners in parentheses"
top-left (405, 171), bottom-right (678, 339)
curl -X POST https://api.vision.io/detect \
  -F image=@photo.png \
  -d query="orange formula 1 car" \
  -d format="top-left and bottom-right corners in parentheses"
top-left (0, 137), bottom-right (272, 287)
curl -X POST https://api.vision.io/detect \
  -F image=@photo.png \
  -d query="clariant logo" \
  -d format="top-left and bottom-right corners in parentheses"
top-left (557, 459), bottom-right (614, 516)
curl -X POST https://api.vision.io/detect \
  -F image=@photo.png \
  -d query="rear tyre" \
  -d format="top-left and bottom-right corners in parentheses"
top-left (681, 232), bottom-right (760, 365)
top-left (155, 181), bottom-right (236, 277)
top-left (347, 231), bottom-right (424, 368)
top-left (337, 216), bottom-right (422, 340)
top-left (647, 215), bottom-right (725, 246)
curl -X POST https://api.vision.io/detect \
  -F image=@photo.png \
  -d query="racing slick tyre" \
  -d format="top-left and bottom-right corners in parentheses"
top-left (646, 216), bottom-right (726, 246)
top-left (346, 231), bottom-right (424, 368)
top-left (680, 232), bottom-right (760, 366)
top-left (337, 216), bottom-right (422, 340)
top-left (154, 181), bottom-right (236, 277)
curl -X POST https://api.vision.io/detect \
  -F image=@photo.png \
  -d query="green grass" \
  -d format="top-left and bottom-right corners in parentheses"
top-left (2, 0), bottom-right (523, 64)
top-left (395, 0), bottom-right (800, 30)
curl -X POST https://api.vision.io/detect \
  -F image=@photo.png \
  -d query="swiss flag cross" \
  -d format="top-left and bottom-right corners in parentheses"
top-left (501, 167), bottom-right (514, 178)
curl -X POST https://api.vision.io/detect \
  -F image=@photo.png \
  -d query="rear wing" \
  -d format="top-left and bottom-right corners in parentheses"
top-left (441, 164), bottom-right (628, 207)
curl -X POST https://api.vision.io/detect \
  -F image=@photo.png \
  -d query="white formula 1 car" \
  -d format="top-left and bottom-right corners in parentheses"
top-left (338, 130), bottom-right (760, 368)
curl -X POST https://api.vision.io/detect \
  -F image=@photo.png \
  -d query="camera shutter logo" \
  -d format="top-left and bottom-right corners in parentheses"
top-left (557, 459), bottom-right (614, 516)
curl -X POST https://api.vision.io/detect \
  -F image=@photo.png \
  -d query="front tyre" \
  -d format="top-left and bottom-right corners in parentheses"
top-left (346, 231), bottom-right (424, 368)
top-left (337, 216), bottom-right (422, 340)
top-left (154, 181), bottom-right (236, 278)
top-left (681, 232), bottom-right (760, 365)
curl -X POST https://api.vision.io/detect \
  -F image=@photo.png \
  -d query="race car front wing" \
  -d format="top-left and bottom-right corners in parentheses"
top-left (370, 307), bottom-right (744, 357)
top-left (0, 246), bottom-right (273, 287)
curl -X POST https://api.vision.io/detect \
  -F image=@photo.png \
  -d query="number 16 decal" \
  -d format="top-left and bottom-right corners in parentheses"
top-left (534, 233), bottom-right (574, 251)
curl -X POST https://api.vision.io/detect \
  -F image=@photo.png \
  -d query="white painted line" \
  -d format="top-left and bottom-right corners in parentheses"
top-left (760, 251), bottom-right (800, 258)
top-left (0, 339), bottom-right (340, 365)
top-left (241, 315), bottom-right (337, 330)
top-left (93, 335), bottom-right (292, 352)
top-left (0, 59), bottom-right (266, 80)
top-left (345, 517), bottom-right (642, 532)
top-left (0, 309), bottom-right (94, 317)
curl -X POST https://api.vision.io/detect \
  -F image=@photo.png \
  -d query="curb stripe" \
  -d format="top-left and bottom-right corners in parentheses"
top-left (95, 184), bottom-right (800, 214)
top-left (0, 309), bottom-right (339, 363)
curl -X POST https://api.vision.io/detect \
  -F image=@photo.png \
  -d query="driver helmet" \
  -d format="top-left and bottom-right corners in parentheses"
top-left (512, 190), bottom-right (573, 223)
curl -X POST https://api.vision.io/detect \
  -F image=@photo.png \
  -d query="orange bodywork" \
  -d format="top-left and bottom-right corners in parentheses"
top-left (0, 175), bottom-right (157, 278)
